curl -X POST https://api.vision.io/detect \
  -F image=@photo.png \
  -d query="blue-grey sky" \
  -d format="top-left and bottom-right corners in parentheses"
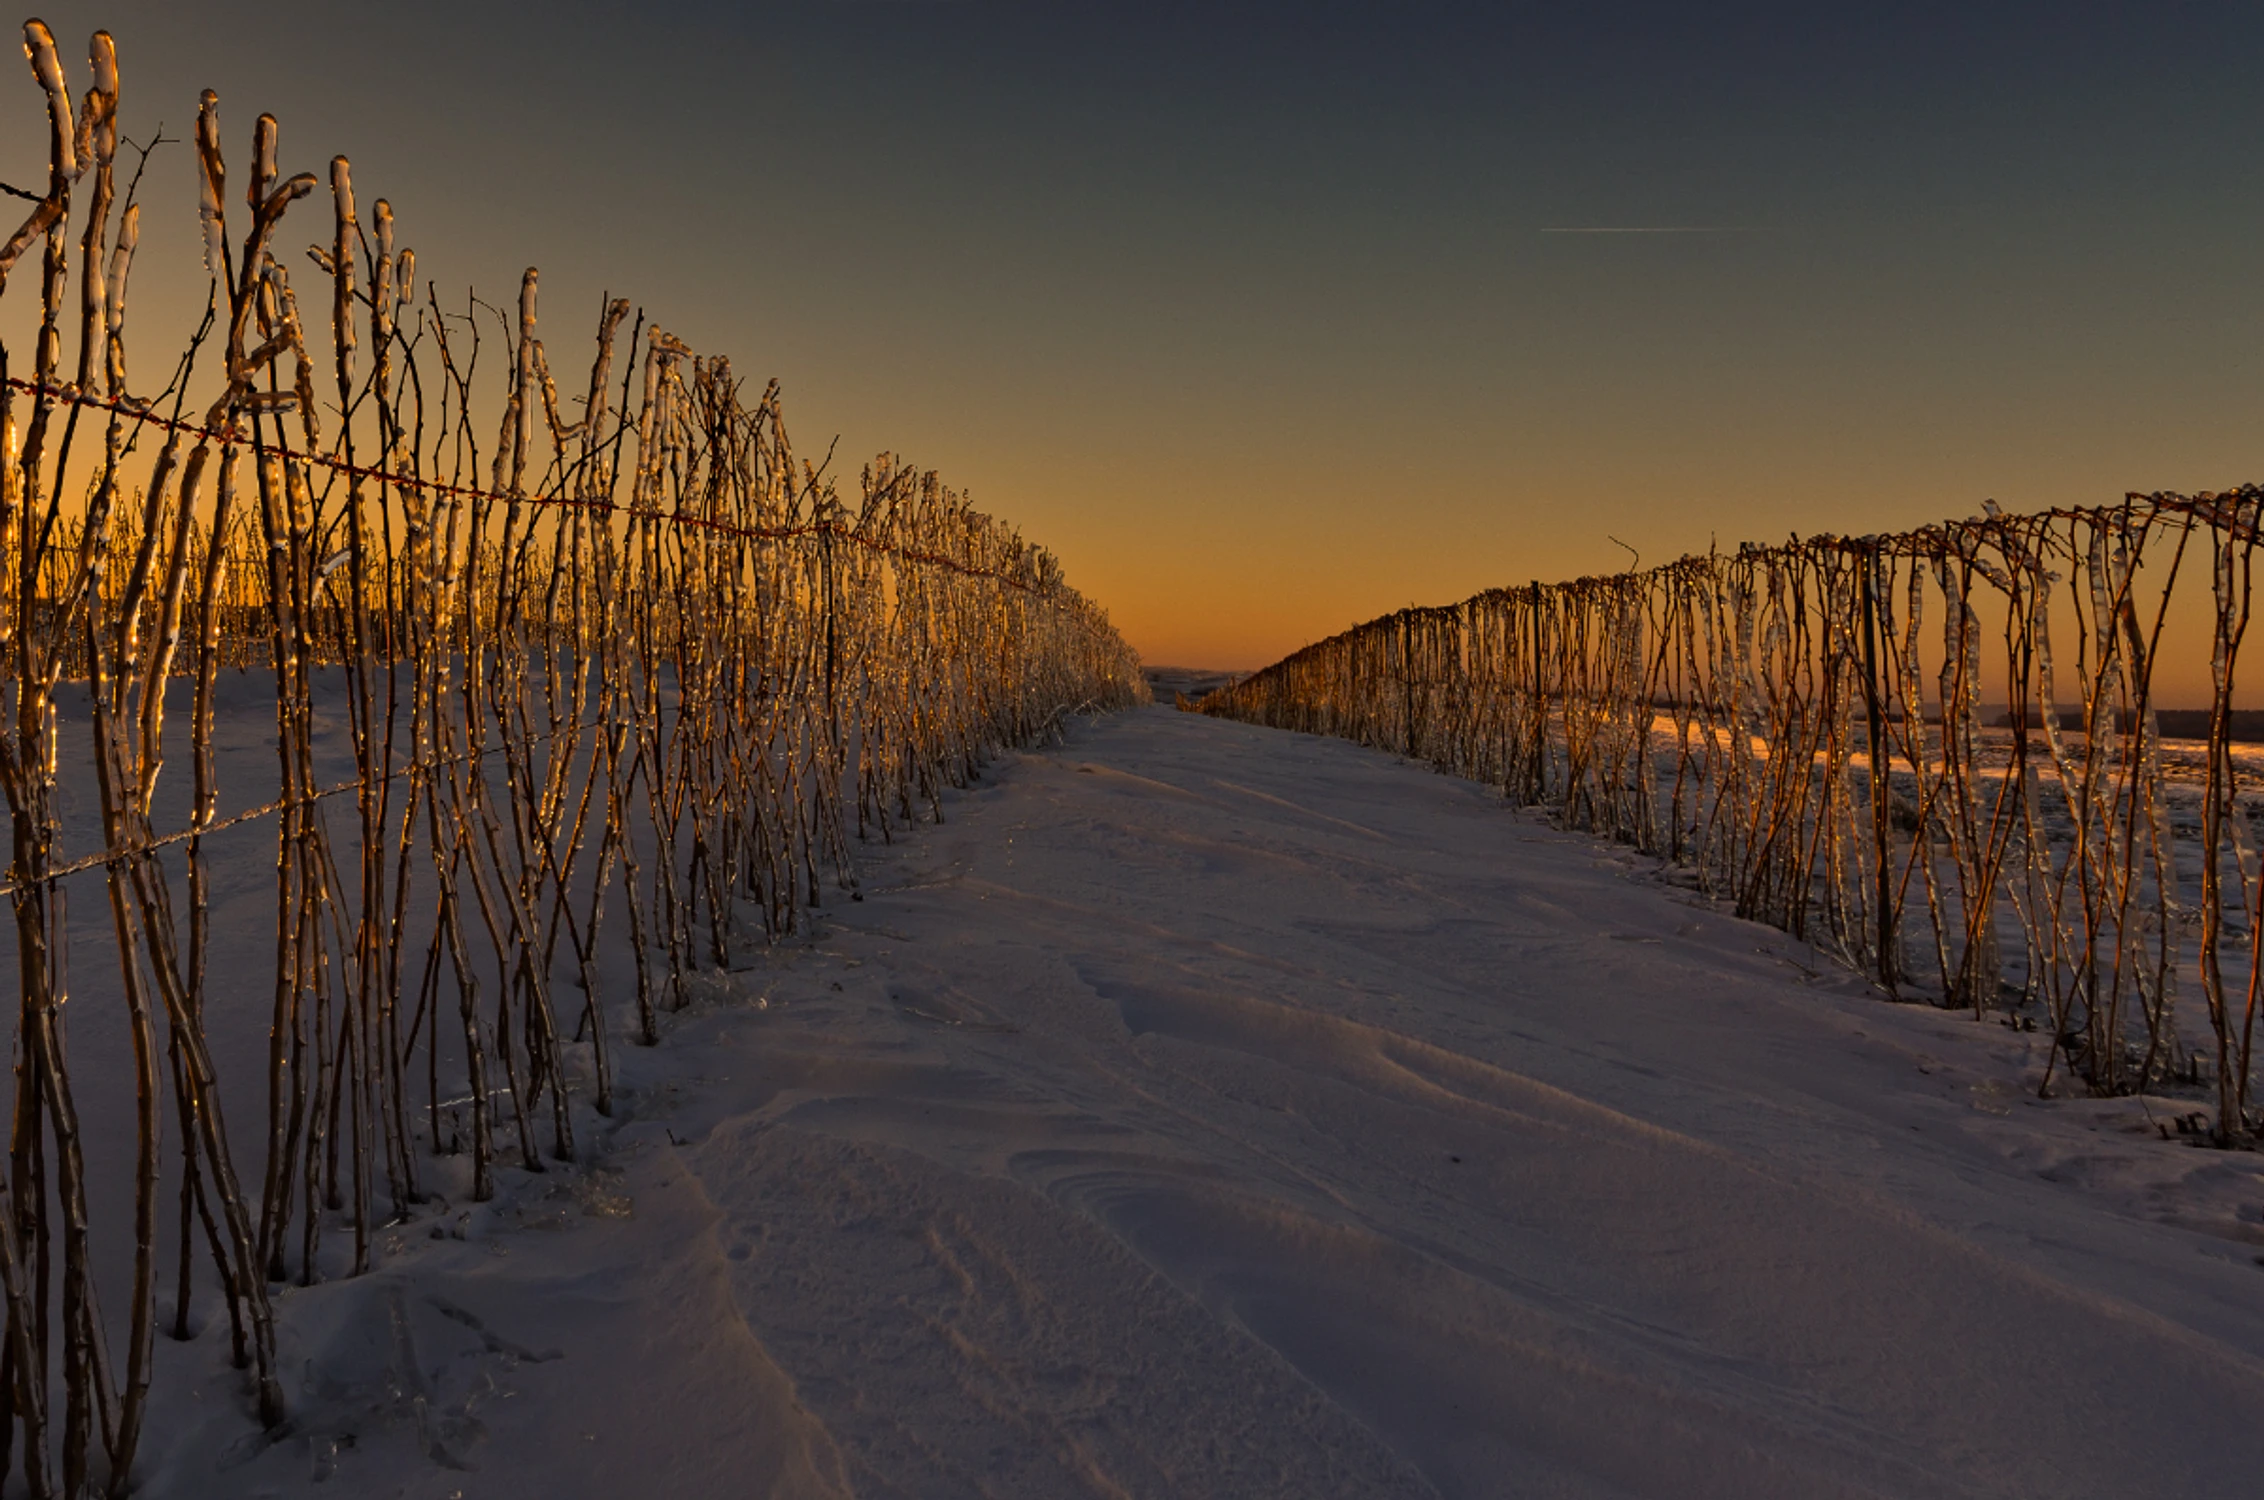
top-left (7, 2), bottom-right (2262, 674)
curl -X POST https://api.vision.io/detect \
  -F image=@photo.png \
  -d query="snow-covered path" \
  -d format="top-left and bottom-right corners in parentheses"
top-left (163, 705), bottom-right (2264, 1499)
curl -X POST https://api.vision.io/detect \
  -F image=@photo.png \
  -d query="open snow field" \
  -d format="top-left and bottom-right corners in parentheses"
top-left (148, 703), bottom-right (2264, 1499)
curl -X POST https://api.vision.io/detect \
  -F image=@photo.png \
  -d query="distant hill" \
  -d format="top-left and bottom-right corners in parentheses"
top-left (1144, 666), bottom-right (1240, 705)
top-left (1987, 706), bottom-right (2264, 742)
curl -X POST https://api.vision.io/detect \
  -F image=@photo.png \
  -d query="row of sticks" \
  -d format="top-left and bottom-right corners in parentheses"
top-left (0, 23), bottom-right (1145, 1497)
top-left (1201, 489), bottom-right (2262, 1145)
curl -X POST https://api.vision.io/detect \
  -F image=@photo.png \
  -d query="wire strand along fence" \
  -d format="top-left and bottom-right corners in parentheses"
top-left (1198, 490), bottom-right (2264, 1149)
top-left (0, 22), bottom-right (1143, 1494)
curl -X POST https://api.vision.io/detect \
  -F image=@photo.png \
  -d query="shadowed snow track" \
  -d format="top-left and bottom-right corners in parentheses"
top-left (696, 706), bottom-right (2264, 1500)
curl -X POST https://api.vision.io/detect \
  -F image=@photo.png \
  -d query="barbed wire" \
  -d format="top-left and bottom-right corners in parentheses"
top-left (0, 708), bottom-right (619, 899)
top-left (4, 375), bottom-right (1053, 594)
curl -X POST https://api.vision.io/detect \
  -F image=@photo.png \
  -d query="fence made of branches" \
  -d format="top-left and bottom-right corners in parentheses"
top-left (0, 22), bottom-right (1143, 1495)
top-left (1201, 490), bottom-right (2263, 1149)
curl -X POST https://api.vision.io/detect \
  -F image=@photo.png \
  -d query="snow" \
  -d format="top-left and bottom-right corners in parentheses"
top-left (97, 703), bottom-right (2264, 1496)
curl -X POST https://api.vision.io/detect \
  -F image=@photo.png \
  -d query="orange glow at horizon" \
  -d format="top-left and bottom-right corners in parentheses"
top-left (7, 2), bottom-right (2260, 711)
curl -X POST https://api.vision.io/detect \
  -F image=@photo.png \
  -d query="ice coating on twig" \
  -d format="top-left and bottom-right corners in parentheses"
top-left (371, 198), bottom-right (394, 326)
top-left (329, 156), bottom-right (356, 362)
top-left (105, 202), bottom-right (135, 339)
top-left (24, 20), bottom-right (75, 180)
top-left (261, 254), bottom-right (321, 447)
top-left (250, 111), bottom-right (277, 209)
top-left (514, 267), bottom-right (537, 487)
top-left (197, 89), bottom-right (225, 277)
top-left (83, 29), bottom-right (115, 169)
top-left (103, 200), bottom-right (135, 395)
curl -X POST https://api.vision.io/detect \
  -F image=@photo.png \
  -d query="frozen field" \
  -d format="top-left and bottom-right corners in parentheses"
top-left (147, 703), bottom-right (2264, 1499)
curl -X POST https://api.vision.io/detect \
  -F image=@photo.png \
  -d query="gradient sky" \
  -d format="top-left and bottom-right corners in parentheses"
top-left (8, 1), bottom-right (2264, 673)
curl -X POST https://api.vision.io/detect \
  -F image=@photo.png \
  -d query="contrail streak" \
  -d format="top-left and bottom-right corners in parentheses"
top-left (1538, 226), bottom-right (1768, 234)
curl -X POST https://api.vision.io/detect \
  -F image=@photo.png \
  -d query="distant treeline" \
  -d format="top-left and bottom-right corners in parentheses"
top-left (1696, 703), bottom-right (2264, 742)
